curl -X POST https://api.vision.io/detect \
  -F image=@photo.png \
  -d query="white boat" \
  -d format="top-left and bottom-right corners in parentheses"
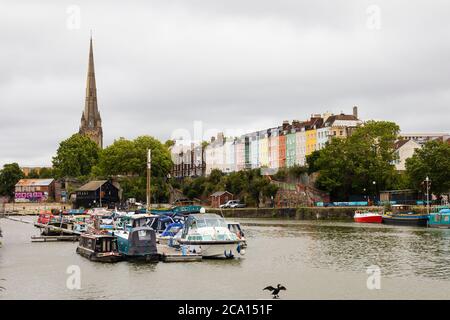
top-left (176, 214), bottom-right (245, 258)
top-left (226, 221), bottom-right (247, 249)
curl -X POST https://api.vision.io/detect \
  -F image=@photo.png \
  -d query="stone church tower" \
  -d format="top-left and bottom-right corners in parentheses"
top-left (79, 36), bottom-right (103, 148)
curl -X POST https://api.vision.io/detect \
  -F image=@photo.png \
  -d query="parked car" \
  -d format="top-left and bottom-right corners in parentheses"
top-left (220, 200), bottom-right (246, 208)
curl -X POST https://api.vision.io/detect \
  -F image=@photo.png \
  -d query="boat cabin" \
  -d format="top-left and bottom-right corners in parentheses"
top-left (391, 205), bottom-right (415, 214)
top-left (76, 234), bottom-right (122, 262)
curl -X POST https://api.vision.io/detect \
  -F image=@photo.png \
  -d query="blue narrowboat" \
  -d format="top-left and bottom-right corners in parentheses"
top-left (110, 214), bottom-right (159, 261)
top-left (382, 205), bottom-right (429, 227)
top-left (428, 208), bottom-right (450, 228)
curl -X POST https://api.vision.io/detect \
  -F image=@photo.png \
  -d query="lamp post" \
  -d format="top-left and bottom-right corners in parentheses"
top-left (425, 176), bottom-right (431, 215)
top-left (372, 181), bottom-right (377, 205)
top-left (146, 149), bottom-right (151, 212)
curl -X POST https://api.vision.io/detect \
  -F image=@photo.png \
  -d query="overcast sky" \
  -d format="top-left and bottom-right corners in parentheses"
top-left (1, 0), bottom-right (449, 166)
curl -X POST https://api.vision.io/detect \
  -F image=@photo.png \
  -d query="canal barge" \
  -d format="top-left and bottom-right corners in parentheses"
top-left (428, 208), bottom-right (450, 228)
top-left (76, 233), bottom-right (122, 262)
top-left (382, 205), bottom-right (428, 227)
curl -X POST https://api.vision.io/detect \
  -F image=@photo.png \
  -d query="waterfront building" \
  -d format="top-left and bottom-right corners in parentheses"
top-left (223, 138), bottom-right (236, 173)
top-left (244, 135), bottom-right (251, 169)
top-left (400, 132), bottom-right (450, 146)
top-left (249, 132), bottom-right (259, 168)
top-left (79, 36), bottom-right (103, 148)
top-left (170, 107), bottom-right (363, 176)
top-left (171, 142), bottom-right (206, 178)
top-left (323, 107), bottom-right (361, 139)
top-left (268, 127), bottom-right (280, 169)
top-left (258, 130), bottom-right (269, 168)
top-left (205, 133), bottom-right (225, 175)
top-left (235, 137), bottom-right (246, 171)
top-left (392, 139), bottom-right (421, 171)
top-left (285, 131), bottom-right (297, 167)
top-left (75, 180), bottom-right (120, 209)
top-left (14, 179), bottom-right (56, 203)
top-left (316, 126), bottom-right (330, 150)
top-left (295, 128), bottom-right (307, 166)
top-left (305, 128), bottom-right (317, 156)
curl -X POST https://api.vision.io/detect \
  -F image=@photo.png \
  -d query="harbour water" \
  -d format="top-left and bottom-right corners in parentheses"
top-left (1, 217), bottom-right (450, 299)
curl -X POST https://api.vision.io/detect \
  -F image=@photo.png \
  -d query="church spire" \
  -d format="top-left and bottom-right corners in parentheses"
top-left (79, 34), bottom-right (103, 148)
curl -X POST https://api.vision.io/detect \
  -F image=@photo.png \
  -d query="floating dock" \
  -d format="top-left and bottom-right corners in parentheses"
top-left (157, 244), bottom-right (202, 262)
top-left (31, 235), bottom-right (79, 242)
top-left (34, 222), bottom-right (80, 235)
top-left (6, 216), bottom-right (34, 224)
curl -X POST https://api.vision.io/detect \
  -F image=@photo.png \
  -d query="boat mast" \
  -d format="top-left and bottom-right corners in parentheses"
top-left (146, 149), bottom-right (151, 212)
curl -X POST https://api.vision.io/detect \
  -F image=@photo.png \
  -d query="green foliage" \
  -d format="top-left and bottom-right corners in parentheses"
top-left (308, 121), bottom-right (401, 200)
top-left (94, 136), bottom-right (172, 178)
top-left (274, 165), bottom-right (307, 180)
top-left (92, 135), bottom-right (173, 203)
top-left (38, 167), bottom-right (54, 179)
top-left (27, 169), bottom-right (40, 179)
top-left (406, 140), bottom-right (450, 195)
top-left (174, 168), bottom-right (275, 207)
top-left (0, 163), bottom-right (24, 197)
top-left (52, 134), bottom-right (100, 178)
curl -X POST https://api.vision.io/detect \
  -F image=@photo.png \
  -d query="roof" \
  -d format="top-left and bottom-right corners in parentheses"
top-left (394, 139), bottom-right (409, 150)
top-left (324, 114), bottom-right (359, 126)
top-left (77, 180), bottom-right (108, 191)
top-left (210, 191), bottom-right (233, 197)
top-left (15, 179), bottom-right (54, 187)
top-left (394, 139), bottom-right (420, 150)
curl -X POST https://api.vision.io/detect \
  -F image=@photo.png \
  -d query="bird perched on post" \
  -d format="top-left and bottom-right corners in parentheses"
top-left (263, 284), bottom-right (286, 299)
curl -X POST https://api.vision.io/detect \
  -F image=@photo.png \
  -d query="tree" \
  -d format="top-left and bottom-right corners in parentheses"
top-left (52, 134), bottom-right (100, 178)
top-left (38, 167), bottom-right (54, 179)
top-left (93, 135), bottom-right (173, 203)
top-left (406, 140), bottom-right (450, 196)
top-left (309, 121), bottom-right (400, 200)
top-left (27, 169), bottom-right (40, 179)
top-left (0, 163), bottom-right (24, 197)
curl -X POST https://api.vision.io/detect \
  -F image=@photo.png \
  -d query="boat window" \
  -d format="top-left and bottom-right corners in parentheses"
top-left (195, 217), bottom-right (227, 228)
top-left (137, 230), bottom-right (151, 240)
top-left (102, 239), bottom-right (111, 252)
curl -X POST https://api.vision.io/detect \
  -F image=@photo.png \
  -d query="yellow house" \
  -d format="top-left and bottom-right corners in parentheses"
top-left (305, 128), bottom-right (317, 156)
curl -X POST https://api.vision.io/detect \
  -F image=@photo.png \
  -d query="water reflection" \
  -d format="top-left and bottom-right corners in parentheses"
top-left (243, 220), bottom-right (450, 281)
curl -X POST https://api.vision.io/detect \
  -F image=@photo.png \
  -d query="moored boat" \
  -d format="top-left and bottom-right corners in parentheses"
top-left (226, 221), bottom-right (247, 248)
top-left (382, 205), bottom-right (428, 227)
top-left (110, 214), bottom-right (159, 261)
top-left (354, 210), bottom-right (383, 223)
top-left (176, 214), bottom-right (245, 258)
top-left (76, 233), bottom-right (122, 262)
top-left (428, 208), bottom-right (450, 228)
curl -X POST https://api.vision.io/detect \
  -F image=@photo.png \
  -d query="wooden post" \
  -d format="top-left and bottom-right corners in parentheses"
top-left (146, 149), bottom-right (151, 212)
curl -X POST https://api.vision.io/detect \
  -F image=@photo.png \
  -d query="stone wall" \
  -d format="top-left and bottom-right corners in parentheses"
top-left (208, 207), bottom-right (382, 220)
top-left (3, 202), bottom-right (72, 215)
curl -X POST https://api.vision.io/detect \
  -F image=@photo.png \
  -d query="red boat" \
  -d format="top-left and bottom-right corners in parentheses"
top-left (354, 211), bottom-right (383, 223)
top-left (37, 211), bottom-right (54, 224)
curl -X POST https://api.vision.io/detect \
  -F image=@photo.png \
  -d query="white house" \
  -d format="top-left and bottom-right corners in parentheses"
top-left (393, 139), bottom-right (421, 171)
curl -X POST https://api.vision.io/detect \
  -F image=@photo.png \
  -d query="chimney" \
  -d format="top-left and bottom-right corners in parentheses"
top-left (353, 106), bottom-right (358, 119)
top-left (282, 120), bottom-right (290, 131)
top-left (217, 132), bottom-right (224, 144)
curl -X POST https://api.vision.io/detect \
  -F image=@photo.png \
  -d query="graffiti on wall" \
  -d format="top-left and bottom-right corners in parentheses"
top-left (15, 192), bottom-right (49, 202)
